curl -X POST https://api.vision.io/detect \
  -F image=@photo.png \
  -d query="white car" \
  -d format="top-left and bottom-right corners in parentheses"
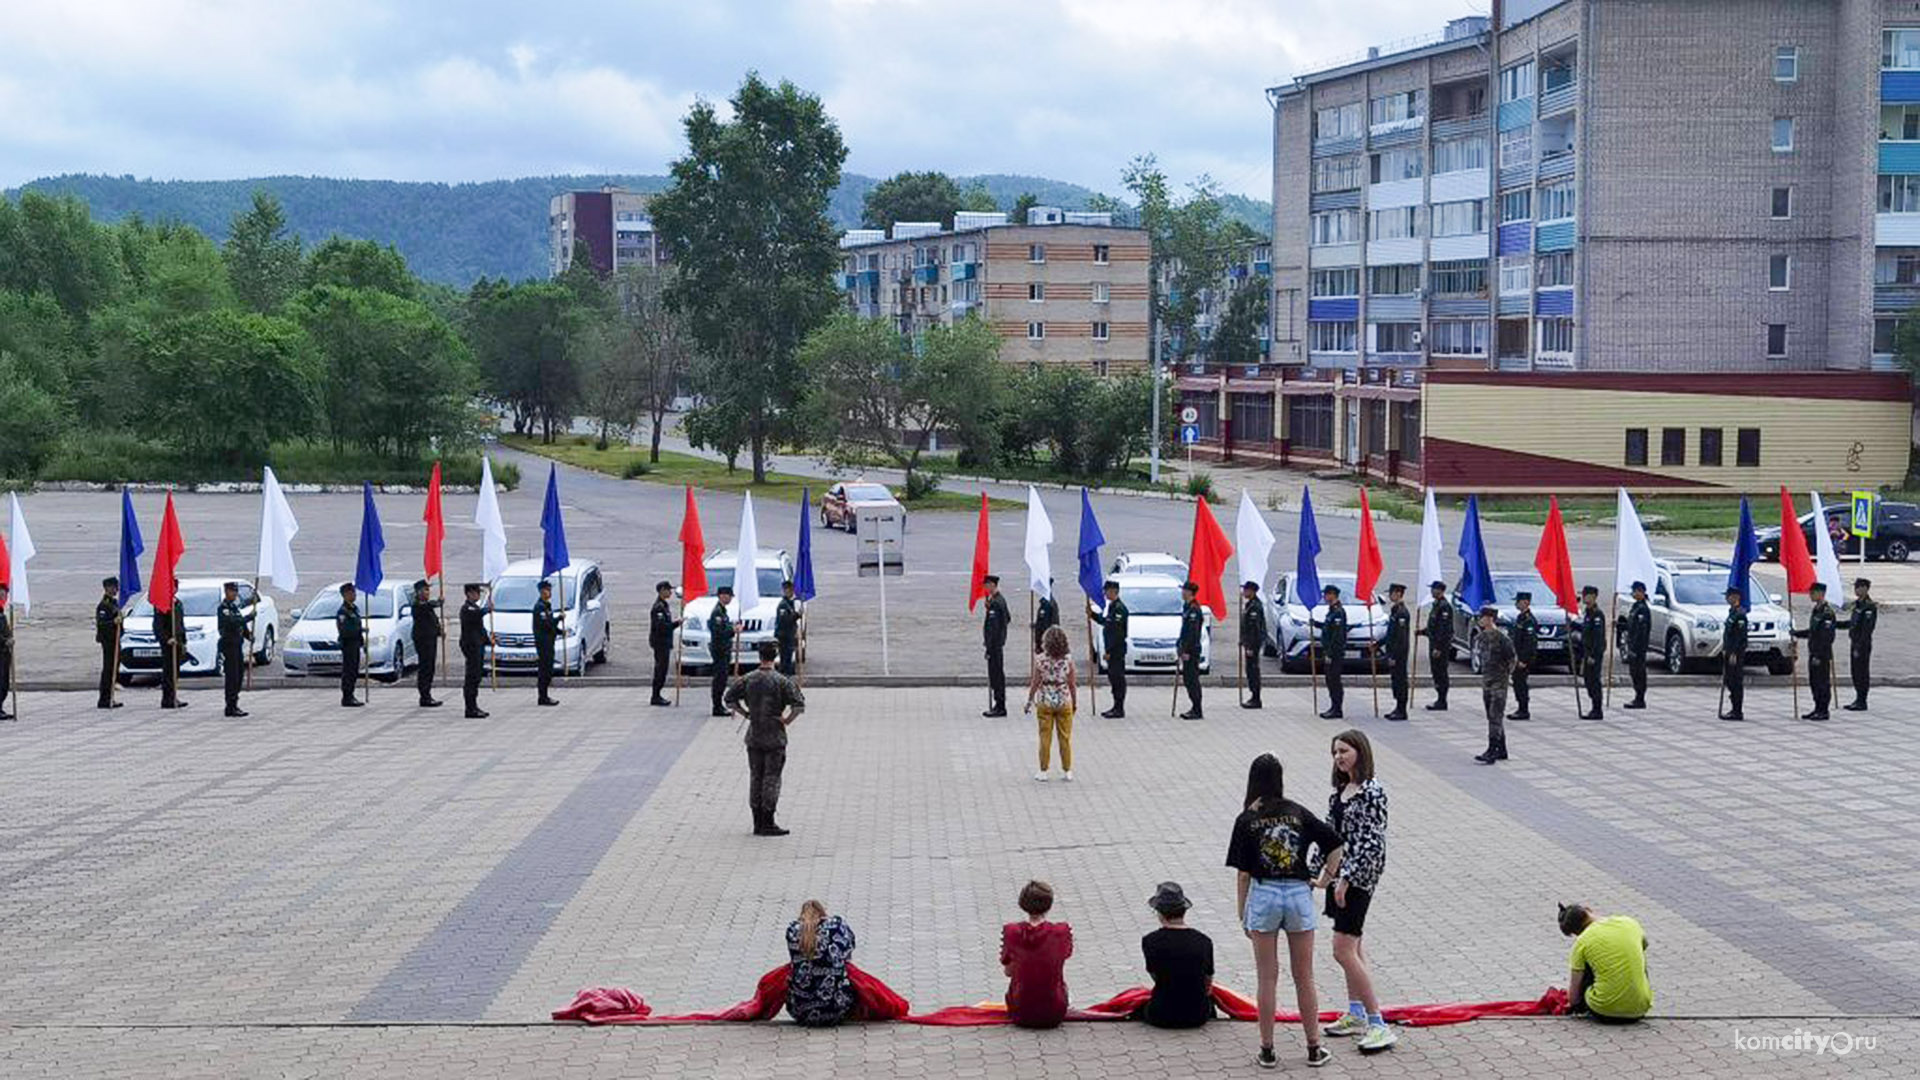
top-left (118, 578), bottom-right (278, 683)
top-left (1091, 572), bottom-right (1211, 674)
top-left (282, 580), bottom-right (418, 682)
top-left (679, 549), bottom-right (795, 672)
top-left (1615, 557), bottom-right (1795, 675)
top-left (485, 559), bottom-right (613, 675)
top-left (1109, 551), bottom-right (1189, 582)
top-left (1264, 571), bottom-right (1386, 673)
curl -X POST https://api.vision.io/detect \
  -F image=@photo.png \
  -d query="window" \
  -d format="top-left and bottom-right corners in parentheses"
top-left (1538, 316), bottom-right (1575, 354)
top-left (1399, 400), bottom-right (1422, 464)
top-left (1771, 187), bottom-right (1792, 219)
top-left (1430, 259), bottom-right (1488, 296)
top-left (1660, 427), bottom-right (1686, 467)
top-left (1882, 104), bottom-right (1920, 140)
top-left (1432, 135), bottom-right (1488, 174)
top-left (1287, 395), bottom-right (1336, 451)
top-left (1091, 359), bottom-right (1109, 376)
top-left (1500, 61), bottom-right (1535, 102)
top-left (1498, 255), bottom-right (1532, 295)
top-left (1774, 46), bottom-right (1799, 82)
top-left (1368, 89), bottom-right (1425, 129)
top-left (1500, 189), bottom-right (1532, 223)
top-left (1884, 29), bottom-right (1920, 70)
top-left (1028, 243), bottom-right (1046, 263)
top-left (1371, 322), bottom-right (1421, 354)
top-left (1309, 321), bottom-right (1358, 352)
top-left (1539, 179), bottom-right (1576, 221)
top-left (1232, 393), bottom-right (1274, 443)
top-left (1772, 116), bottom-right (1794, 153)
top-left (1368, 207), bottom-right (1422, 240)
top-left (1369, 264), bottom-right (1420, 295)
top-left (1769, 254), bottom-right (1791, 290)
top-left (1737, 427), bottom-right (1761, 467)
top-left (1699, 427), bottom-right (1723, 467)
top-left (1310, 268), bottom-right (1360, 296)
top-left (1766, 323), bottom-right (1788, 357)
top-left (1027, 322), bottom-right (1046, 340)
top-left (1092, 321), bottom-right (1109, 341)
top-left (1092, 244), bottom-right (1109, 264)
top-left (1878, 250), bottom-right (1920, 283)
top-left (1875, 316), bottom-right (1904, 353)
top-left (1369, 147), bottom-right (1424, 183)
top-left (1879, 175), bottom-right (1920, 213)
top-left (1624, 428), bottom-right (1648, 467)
top-left (1499, 127), bottom-right (1533, 169)
top-left (1311, 209), bottom-right (1360, 245)
top-left (1432, 199), bottom-right (1487, 237)
top-left (1536, 252), bottom-right (1574, 288)
top-left (1312, 155), bottom-right (1365, 193)
top-left (1028, 282), bottom-right (1045, 302)
top-left (1429, 319), bottom-right (1489, 356)
top-left (1091, 281), bottom-right (1110, 304)
top-left (1314, 102), bottom-right (1364, 141)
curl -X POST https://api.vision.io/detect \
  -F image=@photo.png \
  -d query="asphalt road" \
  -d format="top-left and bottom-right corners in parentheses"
top-left (3, 442), bottom-right (1904, 689)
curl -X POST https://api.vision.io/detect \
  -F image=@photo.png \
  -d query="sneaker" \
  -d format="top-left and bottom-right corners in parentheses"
top-left (1305, 1044), bottom-right (1333, 1068)
top-left (1324, 1013), bottom-right (1367, 1037)
top-left (1358, 1024), bottom-right (1398, 1054)
top-left (1033, 770), bottom-right (1049, 782)
top-left (1255, 1045), bottom-right (1278, 1070)
top-left (1061, 770), bottom-right (1074, 782)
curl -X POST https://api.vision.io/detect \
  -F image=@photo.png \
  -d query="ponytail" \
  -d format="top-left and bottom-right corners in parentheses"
top-left (798, 899), bottom-right (827, 959)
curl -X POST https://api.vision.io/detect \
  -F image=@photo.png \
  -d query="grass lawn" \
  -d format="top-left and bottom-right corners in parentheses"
top-left (502, 435), bottom-right (1019, 513)
top-left (22, 433), bottom-right (517, 490)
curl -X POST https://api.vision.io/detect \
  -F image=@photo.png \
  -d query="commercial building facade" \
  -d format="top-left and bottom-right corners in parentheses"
top-left (548, 186), bottom-right (666, 278)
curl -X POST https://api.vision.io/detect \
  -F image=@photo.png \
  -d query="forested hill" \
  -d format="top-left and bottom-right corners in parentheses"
top-left (9, 172), bottom-right (1272, 287)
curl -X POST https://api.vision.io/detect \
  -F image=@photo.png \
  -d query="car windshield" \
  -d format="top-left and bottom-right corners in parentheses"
top-left (131, 587), bottom-right (221, 617)
top-left (489, 576), bottom-right (566, 613)
top-left (844, 485), bottom-right (893, 501)
top-left (1297, 575), bottom-right (1355, 605)
top-left (1670, 575), bottom-right (1735, 606)
top-left (704, 567), bottom-right (786, 598)
top-left (300, 589), bottom-right (397, 619)
top-left (1491, 575), bottom-right (1552, 604)
top-left (1121, 584), bottom-right (1186, 616)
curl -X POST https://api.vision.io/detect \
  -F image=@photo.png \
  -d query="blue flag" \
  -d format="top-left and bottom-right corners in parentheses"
top-left (794, 486), bottom-right (817, 601)
top-left (1457, 494), bottom-right (1495, 611)
top-left (354, 482), bottom-right (385, 596)
top-left (1727, 495), bottom-right (1759, 608)
top-left (117, 488), bottom-right (144, 607)
top-left (1077, 488), bottom-right (1107, 608)
top-left (1295, 486), bottom-right (1322, 605)
top-left (540, 463), bottom-right (570, 580)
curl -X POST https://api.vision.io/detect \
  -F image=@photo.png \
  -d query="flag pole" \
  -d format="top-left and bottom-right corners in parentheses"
top-left (558, 570), bottom-right (568, 684)
top-left (1604, 595), bottom-right (1618, 707)
top-left (1083, 605), bottom-right (1099, 716)
top-left (1235, 594), bottom-right (1245, 707)
top-left (110, 608), bottom-right (122, 707)
top-left (437, 573), bottom-right (448, 688)
top-left (672, 596), bottom-right (685, 705)
top-left (1366, 598), bottom-right (1381, 718)
top-left (488, 597), bottom-right (498, 691)
top-left (1028, 593), bottom-right (1036, 681)
top-left (797, 605), bottom-right (809, 688)
top-left (1308, 614), bottom-right (1321, 715)
top-left (1408, 603), bottom-right (1422, 705)
top-left (1786, 590), bottom-right (1801, 719)
top-left (1570, 620), bottom-right (1584, 715)
top-left (363, 630), bottom-right (372, 703)
top-left (6, 608), bottom-right (17, 720)
top-left (247, 575), bottom-right (260, 691)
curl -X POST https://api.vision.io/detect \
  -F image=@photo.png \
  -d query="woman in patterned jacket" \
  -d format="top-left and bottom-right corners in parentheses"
top-left (785, 900), bottom-right (857, 1026)
top-left (1313, 730), bottom-right (1396, 1054)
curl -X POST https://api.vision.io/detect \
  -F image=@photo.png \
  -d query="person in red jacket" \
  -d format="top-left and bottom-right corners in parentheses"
top-left (1001, 879), bottom-right (1074, 1028)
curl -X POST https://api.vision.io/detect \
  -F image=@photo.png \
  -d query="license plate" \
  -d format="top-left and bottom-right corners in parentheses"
top-left (131, 648), bottom-right (160, 659)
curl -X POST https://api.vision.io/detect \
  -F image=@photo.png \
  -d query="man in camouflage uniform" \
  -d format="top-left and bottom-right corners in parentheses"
top-left (1473, 605), bottom-right (1516, 764)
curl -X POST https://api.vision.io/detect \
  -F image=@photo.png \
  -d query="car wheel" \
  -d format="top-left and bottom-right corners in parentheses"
top-left (117, 673), bottom-right (134, 688)
top-left (1664, 631), bottom-right (1688, 675)
top-left (378, 645), bottom-right (403, 683)
top-left (593, 627), bottom-right (609, 665)
top-left (1766, 656), bottom-right (1795, 676)
top-left (1888, 539), bottom-right (1910, 563)
top-left (820, 507), bottom-right (831, 530)
top-left (255, 626), bottom-right (275, 665)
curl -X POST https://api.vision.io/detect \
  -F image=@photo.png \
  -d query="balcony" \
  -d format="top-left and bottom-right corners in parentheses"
top-left (1539, 79), bottom-right (1577, 118)
top-left (950, 261), bottom-right (977, 281)
top-left (914, 264), bottom-right (941, 284)
top-left (1431, 112), bottom-right (1489, 140)
top-left (1874, 282), bottom-right (1920, 311)
top-left (1537, 149), bottom-right (1576, 181)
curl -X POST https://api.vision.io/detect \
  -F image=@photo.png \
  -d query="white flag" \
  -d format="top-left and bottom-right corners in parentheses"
top-left (1614, 488), bottom-right (1658, 595)
top-left (1234, 488), bottom-right (1275, 595)
top-left (257, 466), bottom-right (300, 593)
top-left (475, 455), bottom-right (509, 582)
top-left (6, 493), bottom-right (34, 616)
top-left (734, 491), bottom-right (761, 619)
top-left (1810, 491), bottom-right (1844, 596)
top-left (1023, 485), bottom-right (1053, 599)
top-left (1416, 489), bottom-right (1443, 597)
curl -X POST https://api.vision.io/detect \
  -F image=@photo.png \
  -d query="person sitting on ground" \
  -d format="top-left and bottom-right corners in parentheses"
top-left (1140, 881), bottom-right (1214, 1029)
top-left (1558, 902), bottom-right (1652, 1023)
top-left (785, 900), bottom-right (856, 1027)
top-left (1001, 880), bottom-right (1074, 1029)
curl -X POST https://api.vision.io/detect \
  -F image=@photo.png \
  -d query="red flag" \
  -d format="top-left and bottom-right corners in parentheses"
top-left (423, 461), bottom-right (445, 579)
top-left (0, 528), bottom-right (9, 589)
top-left (1186, 497), bottom-right (1235, 620)
top-left (1778, 486), bottom-right (1816, 594)
top-left (968, 493), bottom-right (991, 612)
top-left (679, 485), bottom-right (708, 601)
top-left (1533, 496), bottom-right (1577, 613)
top-left (151, 492), bottom-right (187, 610)
top-left (1356, 488), bottom-right (1384, 602)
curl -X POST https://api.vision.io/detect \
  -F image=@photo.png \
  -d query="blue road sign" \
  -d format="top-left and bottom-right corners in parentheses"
top-left (1180, 424), bottom-right (1200, 446)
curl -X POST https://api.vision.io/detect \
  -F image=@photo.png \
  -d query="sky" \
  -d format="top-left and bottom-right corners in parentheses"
top-left (1, 0), bottom-right (1474, 199)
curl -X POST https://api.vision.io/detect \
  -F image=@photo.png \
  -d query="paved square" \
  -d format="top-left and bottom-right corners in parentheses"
top-left (1, 681), bottom-right (1915, 1076)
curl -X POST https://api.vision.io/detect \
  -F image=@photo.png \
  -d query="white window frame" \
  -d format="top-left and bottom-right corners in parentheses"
top-left (1537, 317), bottom-right (1575, 356)
top-left (1499, 255), bottom-right (1532, 295)
top-left (1881, 174), bottom-right (1920, 213)
top-left (1368, 89), bottom-right (1425, 132)
top-left (1884, 104), bottom-right (1920, 141)
top-left (1876, 250), bottom-right (1920, 284)
top-left (1310, 268), bottom-right (1360, 297)
top-left (1500, 189), bottom-right (1532, 223)
top-left (1369, 146), bottom-right (1424, 183)
top-left (1499, 127), bottom-right (1533, 170)
top-left (1369, 264), bottom-right (1421, 296)
top-left (1768, 254), bottom-right (1791, 291)
top-left (1312, 155), bottom-right (1365, 193)
top-left (1091, 281), bottom-right (1110, 304)
top-left (1772, 116), bottom-right (1794, 153)
top-left (1370, 322), bottom-right (1421, 354)
top-left (1766, 323), bottom-right (1788, 358)
top-left (1028, 243), bottom-right (1046, 263)
top-left (1885, 29), bottom-right (1920, 71)
top-left (1432, 135), bottom-right (1488, 175)
top-left (1092, 244), bottom-right (1110, 265)
top-left (1309, 320), bottom-right (1358, 353)
top-left (1537, 251), bottom-right (1574, 288)
top-left (1500, 61), bottom-right (1535, 103)
top-left (1028, 282), bottom-right (1045, 302)
top-left (1539, 179), bottom-right (1576, 223)
top-left (1091, 321), bottom-right (1110, 341)
top-left (1310, 209), bottom-right (1360, 246)
top-left (1432, 199), bottom-right (1488, 238)
top-left (1314, 102), bottom-right (1364, 141)
top-left (1367, 206), bottom-right (1422, 241)
top-left (1429, 319), bottom-right (1489, 357)
top-left (1774, 46), bottom-right (1799, 82)
top-left (1027, 322), bottom-right (1046, 340)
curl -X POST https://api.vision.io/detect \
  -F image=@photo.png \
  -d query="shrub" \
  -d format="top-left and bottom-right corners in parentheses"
top-left (1185, 471), bottom-right (1218, 502)
top-left (622, 458), bottom-right (651, 479)
top-left (903, 469), bottom-right (941, 501)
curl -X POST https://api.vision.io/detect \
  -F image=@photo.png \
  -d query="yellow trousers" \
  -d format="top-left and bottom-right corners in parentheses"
top-left (1035, 702), bottom-right (1074, 771)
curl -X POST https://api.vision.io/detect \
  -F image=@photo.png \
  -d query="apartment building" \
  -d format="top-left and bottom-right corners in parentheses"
top-left (1228, 0), bottom-right (1912, 493)
top-left (548, 186), bottom-right (667, 278)
top-left (837, 211), bottom-right (1152, 374)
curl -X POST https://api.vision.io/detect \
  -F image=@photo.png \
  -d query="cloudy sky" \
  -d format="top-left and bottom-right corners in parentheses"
top-left (2, 0), bottom-right (1474, 198)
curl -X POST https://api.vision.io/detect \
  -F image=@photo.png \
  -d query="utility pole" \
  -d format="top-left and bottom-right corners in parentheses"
top-left (1148, 255), bottom-right (1163, 484)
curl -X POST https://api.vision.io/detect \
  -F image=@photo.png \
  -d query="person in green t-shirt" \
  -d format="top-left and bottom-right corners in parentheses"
top-left (1558, 903), bottom-right (1652, 1022)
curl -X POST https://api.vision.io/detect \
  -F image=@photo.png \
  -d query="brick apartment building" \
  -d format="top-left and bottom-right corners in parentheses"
top-left (548, 186), bottom-right (667, 278)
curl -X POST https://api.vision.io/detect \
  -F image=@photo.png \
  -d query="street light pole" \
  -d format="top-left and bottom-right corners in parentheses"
top-left (1148, 258), bottom-right (1162, 484)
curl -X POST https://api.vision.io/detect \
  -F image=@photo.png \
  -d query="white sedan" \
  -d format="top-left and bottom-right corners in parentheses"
top-left (1092, 572), bottom-right (1211, 675)
top-left (118, 578), bottom-right (278, 683)
top-left (282, 580), bottom-right (419, 682)
top-left (1109, 551), bottom-right (1189, 582)
top-left (678, 549), bottom-right (794, 673)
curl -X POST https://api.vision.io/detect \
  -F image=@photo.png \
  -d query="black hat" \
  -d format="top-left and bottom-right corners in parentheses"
top-left (538, 579), bottom-right (552, 591)
top-left (1631, 580), bottom-right (1647, 592)
top-left (1147, 881), bottom-right (1191, 915)
top-left (1180, 580), bottom-right (1199, 593)
top-left (656, 580), bottom-right (673, 592)
top-left (1855, 577), bottom-right (1872, 588)
top-left (464, 582), bottom-right (484, 593)
top-left (983, 574), bottom-right (1000, 585)
top-left (782, 579), bottom-right (795, 590)
top-left (716, 584), bottom-right (734, 596)
top-left (1514, 590), bottom-right (1532, 602)
top-left (1103, 579), bottom-right (1119, 590)
top-left (103, 575), bottom-right (119, 587)
top-left (413, 579), bottom-right (430, 593)
top-left (1810, 582), bottom-right (1828, 593)
top-left (223, 580), bottom-right (240, 591)
top-left (1429, 580), bottom-right (1445, 590)
top-left (1322, 583), bottom-right (1341, 596)
top-left (1241, 581), bottom-right (1259, 593)
top-left (1388, 582), bottom-right (1406, 594)
top-left (339, 582), bottom-right (355, 595)
top-left (1581, 585), bottom-right (1598, 597)
top-left (1725, 586), bottom-right (1743, 597)
top-left (1479, 604), bottom-right (1499, 618)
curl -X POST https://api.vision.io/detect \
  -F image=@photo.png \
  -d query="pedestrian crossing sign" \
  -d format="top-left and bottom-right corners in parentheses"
top-left (1850, 491), bottom-right (1875, 538)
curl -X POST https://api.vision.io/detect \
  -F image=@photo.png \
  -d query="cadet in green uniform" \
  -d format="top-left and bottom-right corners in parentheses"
top-left (707, 584), bottom-right (736, 717)
top-left (724, 640), bottom-right (806, 837)
top-left (1032, 584), bottom-right (1059, 655)
top-left (1842, 578), bottom-right (1877, 711)
top-left (96, 576), bottom-right (123, 709)
top-left (1508, 591), bottom-right (1538, 721)
top-left (155, 593), bottom-right (188, 710)
top-left (217, 581), bottom-right (253, 718)
top-left (1319, 583), bottom-right (1347, 719)
top-left (1473, 605), bottom-right (1516, 764)
top-left (1417, 581), bottom-right (1454, 711)
top-left (775, 579), bottom-right (801, 677)
top-left (1177, 581), bottom-right (1204, 720)
top-left (1381, 583), bottom-right (1411, 720)
top-left (411, 579), bottom-right (443, 708)
top-left (1719, 587), bottom-right (1748, 722)
top-left (533, 579), bottom-right (563, 707)
top-left (649, 580), bottom-right (679, 706)
top-left (336, 583), bottom-right (365, 707)
top-left (1240, 581), bottom-right (1266, 709)
top-left (982, 575), bottom-right (1010, 717)
top-left (1793, 581), bottom-right (1838, 721)
top-left (1090, 579), bottom-right (1128, 717)
top-left (1623, 582), bottom-right (1651, 710)
top-left (0, 583), bottom-right (13, 720)
top-left (1576, 586), bottom-right (1606, 720)
top-left (460, 582), bottom-right (490, 719)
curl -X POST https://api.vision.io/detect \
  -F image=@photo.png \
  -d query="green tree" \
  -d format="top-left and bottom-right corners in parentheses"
top-left (0, 192), bottom-right (127, 323)
top-left (464, 280), bottom-right (580, 442)
top-left (1212, 274), bottom-right (1271, 368)
top-left (1894, 306), bottom-right (1920, 378)
top-left (305, 236), bottom-right (416, 298)
top-left (860, 170), bottom-right (962, 230)
top-left (650, 72), bottom-right (848, 482)
top-left (134, 310), bottom-right (322, 463)
top-left (295, 285), bottom-right (479, 458)
top-left (1007, 191), bottom-right (1041, 228)
top-left (613, 265), bottom-right (696, 462)
top-left (0, 350), bottom-right (69, 479)
top-left (224, 191), bottom-right (305, 314)
top-left (957, 182), bottom-right (999, 214)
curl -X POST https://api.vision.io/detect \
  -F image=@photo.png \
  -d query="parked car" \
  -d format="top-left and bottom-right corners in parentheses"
top-left (282, 580), bottom-right (418, 682)
top-left (484, 560), bottom-right (612, 675)
top-left (1090, 572), bottom-right (1211, 675)
top-left (1756, 499), bottom-right (1919, 563)
top-left (118, 578), bottom-right (277, 684)
top-left (1109, 551), bottom-right (1189, 582)
top-left (1614, 557), bottom-right (1795, 675)
top-left (1449, 572), bottom-right (1570, 672)
top-left (678, 549), bottom-right (795, 673)
top-left (820, 482), bottom-right (905, 534)
top-left (1263, 571), bottom-right (1385, 673)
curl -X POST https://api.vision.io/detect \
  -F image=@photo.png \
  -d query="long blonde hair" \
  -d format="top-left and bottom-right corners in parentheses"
top-left (797, 899), bottom-right (827, 959)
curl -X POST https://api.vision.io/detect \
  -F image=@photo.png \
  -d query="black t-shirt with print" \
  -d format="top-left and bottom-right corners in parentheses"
top-left (1141, 927), bottom-right (1215, 1029)
top-left (1225, 798), bottom-right (1343, 882)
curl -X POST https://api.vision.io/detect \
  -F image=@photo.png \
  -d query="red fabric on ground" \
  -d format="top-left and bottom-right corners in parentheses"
top-left (553, 964), bottom-right (909, 1026)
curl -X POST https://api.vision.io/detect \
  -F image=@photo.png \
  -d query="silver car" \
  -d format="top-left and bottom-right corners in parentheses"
top-left (282, 580), bottom-right (416, 681)
top-left (1264, 571), bottom-right (1385, 673)
top-left (1615, 557), bottom-right (1794, 675)
top-left (1449, 572), bottom-right (1570, 673)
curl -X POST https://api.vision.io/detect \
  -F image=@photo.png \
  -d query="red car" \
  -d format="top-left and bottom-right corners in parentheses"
top-left (819, 481), bottom-right (904, 534)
